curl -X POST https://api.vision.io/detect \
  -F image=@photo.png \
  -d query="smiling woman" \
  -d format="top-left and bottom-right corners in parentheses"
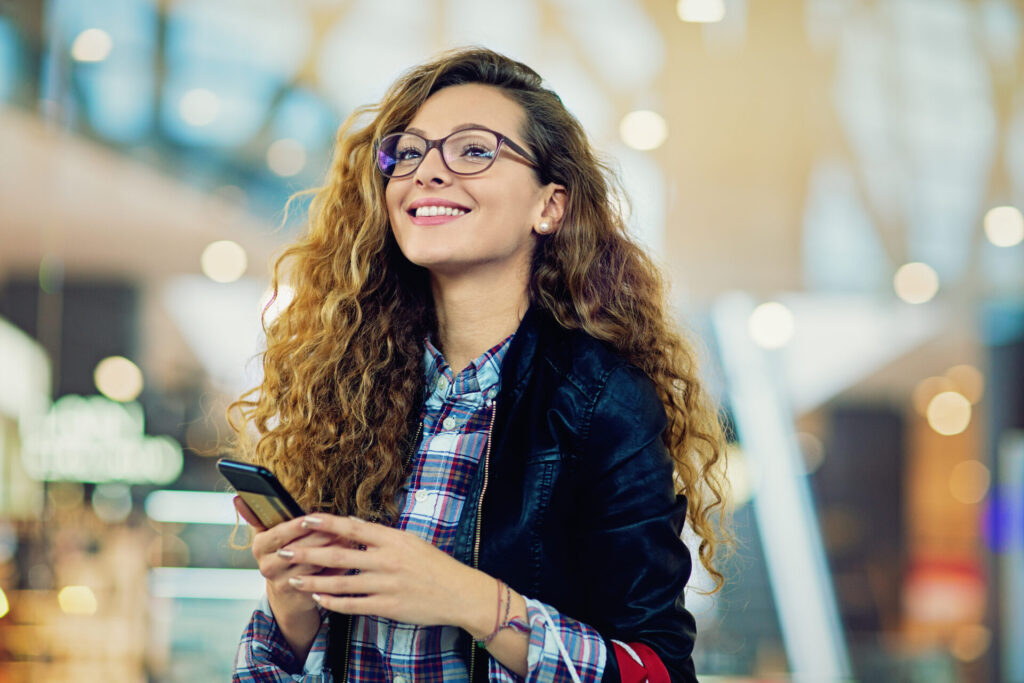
top-left (227, 47), bottom-right (729, 683)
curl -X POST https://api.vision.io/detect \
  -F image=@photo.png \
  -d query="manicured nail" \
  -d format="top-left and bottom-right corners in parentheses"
top-left (301, 516), bottom-right (322, 529)
top-left (348, 515), bottom-right (366, 523)
top-left (311, 593), bottom-right (322, 603)
top-left (276, 548), bottom-right (294, 559)
top-left (288, 576), bottom-right (303, 587)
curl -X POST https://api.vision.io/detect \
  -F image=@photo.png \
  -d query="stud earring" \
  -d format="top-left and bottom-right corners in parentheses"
top-left (537, 220), bottom-right (552, 234)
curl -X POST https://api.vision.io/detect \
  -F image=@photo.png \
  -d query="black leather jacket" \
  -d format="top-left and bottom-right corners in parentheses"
top-left (329, 307), bottom-right (697, 682)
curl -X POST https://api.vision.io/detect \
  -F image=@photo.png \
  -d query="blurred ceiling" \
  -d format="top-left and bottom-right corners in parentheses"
top-left (1, 0), bottom-right (1022, 405)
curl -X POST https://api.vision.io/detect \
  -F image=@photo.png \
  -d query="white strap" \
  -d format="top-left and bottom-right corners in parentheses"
top-left (534, 602), bottom-right (583, 683)
top-left (610, 639), bottom-right (644, 667)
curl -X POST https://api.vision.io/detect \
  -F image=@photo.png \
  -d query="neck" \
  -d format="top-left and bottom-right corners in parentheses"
top-left (431, 267), bottom-right (529, 374)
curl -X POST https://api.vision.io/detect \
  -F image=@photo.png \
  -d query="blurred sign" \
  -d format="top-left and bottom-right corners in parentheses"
top-left (20, 395), bottom-right (183, 484)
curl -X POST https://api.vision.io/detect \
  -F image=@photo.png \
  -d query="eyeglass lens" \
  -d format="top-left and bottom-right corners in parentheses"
top-left (377, 129), bottom-right (500, 177)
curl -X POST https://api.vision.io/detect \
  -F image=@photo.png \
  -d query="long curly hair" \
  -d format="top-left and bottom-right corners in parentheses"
top-left (228, 47), bottom-right (730, 590)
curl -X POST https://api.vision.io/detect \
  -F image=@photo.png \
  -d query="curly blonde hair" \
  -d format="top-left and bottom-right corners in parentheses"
top-left (228, 47), bottom-right (730, 590)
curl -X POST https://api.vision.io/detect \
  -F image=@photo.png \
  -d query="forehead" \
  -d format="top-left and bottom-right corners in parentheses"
top-left (407, 83), bottom-right (525, 138)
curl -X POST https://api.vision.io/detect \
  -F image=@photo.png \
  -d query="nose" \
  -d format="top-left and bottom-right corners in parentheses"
top-left (413, 146), bottom-right (451, 186)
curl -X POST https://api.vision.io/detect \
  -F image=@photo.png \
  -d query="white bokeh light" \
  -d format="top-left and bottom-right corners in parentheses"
top-left (94, 356), bottom-right (144, 402)
top-left (201, 240), bottom-right (248, 283)
top-left (180, 89), bottom-right (220, 127)
top-left (747, 301), bottom-right (795, 349)
top-left (984, 205), bottom-right (1024, 247)
top-left (70, 28), bottom-right (113, 62)
top-left (677, 0), bottom-right (725, 23)
top-left (926, 391), bottom-right (972, 436)
top-left (619, 110), bottom-right (668, 151)
top-left (894, 262), bottom-right (940, 304)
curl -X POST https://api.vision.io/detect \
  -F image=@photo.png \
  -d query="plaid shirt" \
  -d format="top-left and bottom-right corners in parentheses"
top-left (234, 335), bottom-right (607, 682)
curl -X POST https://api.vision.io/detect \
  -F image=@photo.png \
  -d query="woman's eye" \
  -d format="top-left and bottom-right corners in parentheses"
top-left (396, 146), bottom-right (423, 161)
top-left (460, 144), bottom-right (494, 158)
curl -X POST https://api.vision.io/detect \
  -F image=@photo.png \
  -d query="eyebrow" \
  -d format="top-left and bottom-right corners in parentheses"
top-left (404, 123), bottom-right (497, 137)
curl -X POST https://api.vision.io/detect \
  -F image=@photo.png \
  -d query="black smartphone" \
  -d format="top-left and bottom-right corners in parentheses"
top-left (217, 458), bottom-right (306, 528)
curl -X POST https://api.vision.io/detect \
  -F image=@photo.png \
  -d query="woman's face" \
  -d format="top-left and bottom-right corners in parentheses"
top-left (384, 83), bottom-right (557, 282)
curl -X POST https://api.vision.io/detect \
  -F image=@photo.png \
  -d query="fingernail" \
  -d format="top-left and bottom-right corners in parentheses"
top-left (311, 593), bottom-right (322, 603)
top-left (276, 548), bottom-right (294, 559)
top-left (348, 515), bottom-right (366, 523)
top-left (301, 516), bottom-right (322, 529)
top-left (288, 576), bottom-right (303, 587)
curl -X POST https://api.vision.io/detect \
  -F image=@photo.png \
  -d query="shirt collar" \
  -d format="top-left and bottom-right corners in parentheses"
top-left (423, 334), bottom-right (514, 399)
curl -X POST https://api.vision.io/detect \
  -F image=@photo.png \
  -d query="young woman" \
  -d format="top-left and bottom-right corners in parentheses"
top-left (230, 47), bottom-right (728, 683)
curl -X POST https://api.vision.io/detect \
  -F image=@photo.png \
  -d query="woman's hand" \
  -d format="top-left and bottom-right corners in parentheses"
top-left (278, 514), bottom-right (495, 632)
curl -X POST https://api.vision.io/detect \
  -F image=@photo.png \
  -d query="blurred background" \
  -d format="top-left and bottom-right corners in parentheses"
top-left (1, 0), bottom-right (1022, 681)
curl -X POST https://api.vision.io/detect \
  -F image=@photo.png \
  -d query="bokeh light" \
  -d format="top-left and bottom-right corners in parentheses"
top-left (267, 138), bottom-right (307, 177)
top-left (179, 88), bottom-right (220, 127)
top-left (945, 364), bottom-right (984, 404)
top-left (983, 205), bottom-right (1024, 247)
top-left (950, 623), bottom-right (992, 662)
top-left (58, 586), bottom-right (98, 616)
top-left (677, 0), bottom-right (725, 23)
top-left (70, 28), bottom-right (112, 63)
top-left (949, 460), bottom-right (991, 505)
top-left (747, 301), bottom-right (795, 349)
top-left (94, 356), bottom-right (144, 402)
top-left (0, 586), bottom-right (9, 619)
top-left (796, 431), bottom-right (825, 474)
top-left (200, 240), bottom-right (248, 283)
top-left (894, 262), bottom-right (940, 304)
top-left (926, 391), bottom-right (972, 436)
top-left (619, 110), bottom-right (668, 151)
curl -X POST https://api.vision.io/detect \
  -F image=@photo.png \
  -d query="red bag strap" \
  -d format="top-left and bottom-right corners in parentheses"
top-left (611, 641), bottom-right (671, 683)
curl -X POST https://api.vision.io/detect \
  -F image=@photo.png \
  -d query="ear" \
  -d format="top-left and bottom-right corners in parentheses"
top-left (535, 184), bottom-right (568, 235)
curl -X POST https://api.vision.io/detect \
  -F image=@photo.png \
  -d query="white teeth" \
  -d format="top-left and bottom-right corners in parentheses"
top-left (414, 205), bottom-right (467, 217)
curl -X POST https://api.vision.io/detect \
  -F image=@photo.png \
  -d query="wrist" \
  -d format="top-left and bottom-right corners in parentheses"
top-left (457, 569), bottom-right (500, 639)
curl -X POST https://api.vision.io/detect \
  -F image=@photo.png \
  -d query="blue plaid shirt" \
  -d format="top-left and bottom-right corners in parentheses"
top-left (234, 335), bottom-right (607, 682)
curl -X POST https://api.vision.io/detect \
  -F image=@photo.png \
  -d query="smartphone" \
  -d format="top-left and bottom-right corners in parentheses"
top-left (217, 458), bottom-right (306, 528)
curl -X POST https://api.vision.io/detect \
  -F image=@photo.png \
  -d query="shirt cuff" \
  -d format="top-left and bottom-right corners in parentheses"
top-left (233, 593), bottom-right (331, 682)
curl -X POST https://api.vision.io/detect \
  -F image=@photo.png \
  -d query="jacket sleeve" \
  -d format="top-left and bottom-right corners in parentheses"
top-left (577, 364), bottom-right (698, 683)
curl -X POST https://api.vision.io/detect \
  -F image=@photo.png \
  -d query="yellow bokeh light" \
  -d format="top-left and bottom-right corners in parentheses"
top-left (747, 301), bottom-right (795, 349)
top-left (950, 623), bottom-right (991, 662)
top-left (619, 110), bottom-right (668, 151)
top-left (0, 586), bottom-right (9, 619)
top-left (983, 206), bottom-right (1024, 248)
top-left (926, 391), bottom-right (972, 436)
top-left (58, 585), bottom-right (98, 616)
top-left (677, 0), bottom-right (725, 23)
top-left (894, 262), bottom-right (939, 304)
top-left (949, 460), bottom-right (990, 505)
top-left (201, 240), bottom-right (248, 283)
top-left (180, 88), bottom-right (220, 127)
top-left (70, 28), bottom-right (112, 62)
top-left (94, 356), bottom-right (144, 402)
top-left (945, 364), bottom-right (984, 404)
top-left (267, 139), bottom-right (307, 177)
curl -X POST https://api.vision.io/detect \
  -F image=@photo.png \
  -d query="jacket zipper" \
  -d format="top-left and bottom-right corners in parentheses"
top-left (339, 422), bottom-right (423, 683)
top-left (468, 399), bottom-right (497, 683)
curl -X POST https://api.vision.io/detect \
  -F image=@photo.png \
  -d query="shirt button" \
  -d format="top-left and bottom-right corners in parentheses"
top-left (394, 676), bottom-right (408, 683)
top-left (437, 377), bottom-right (449, 392)
top-left (414, 490), bottom-right (429, 503)
top-left (442, 416), bottom-right (457, 431)
top-left (486, 388), bottom-right (498, 400)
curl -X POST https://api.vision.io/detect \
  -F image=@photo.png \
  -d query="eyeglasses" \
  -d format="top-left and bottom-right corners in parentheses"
top-left (375, 126), bottom-right (537, 178)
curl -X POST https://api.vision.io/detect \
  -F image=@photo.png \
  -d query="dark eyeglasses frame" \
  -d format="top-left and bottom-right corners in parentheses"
top-left (375, 126), bottom-right (537, 179)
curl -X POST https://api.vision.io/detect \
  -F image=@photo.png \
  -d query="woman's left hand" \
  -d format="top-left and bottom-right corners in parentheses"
top-left (279, 514), bottom-right (493, 630)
